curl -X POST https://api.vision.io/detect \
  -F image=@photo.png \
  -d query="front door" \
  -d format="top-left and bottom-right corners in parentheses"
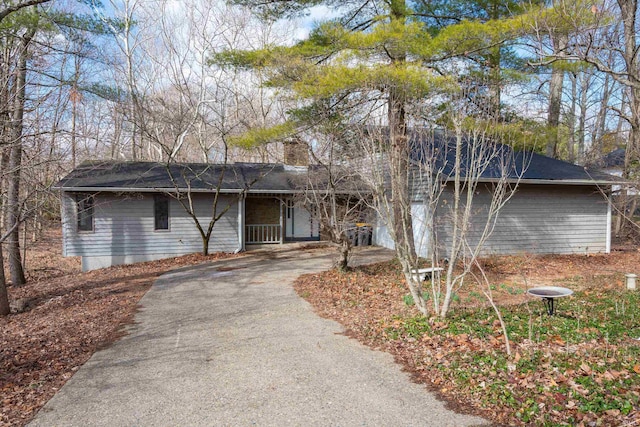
top-left (285, 200), bottom-right (319, 241)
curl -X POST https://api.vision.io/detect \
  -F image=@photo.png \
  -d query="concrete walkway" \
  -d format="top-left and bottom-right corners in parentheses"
top-left (30, 246), bottom-right (487, 427)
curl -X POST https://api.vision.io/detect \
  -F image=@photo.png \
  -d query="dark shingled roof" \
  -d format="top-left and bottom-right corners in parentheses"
top-left (601, 148), bottom-right (626, 169)
top-left (55, 132), bottom-right (622, 193)
top-left (54, 161), bottom-right (312, 193)
top-left (408, 130), bottom-right (621, 184)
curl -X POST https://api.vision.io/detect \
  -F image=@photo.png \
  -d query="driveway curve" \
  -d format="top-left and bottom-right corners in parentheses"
top-left (30, 246), bottom-right (487, 427)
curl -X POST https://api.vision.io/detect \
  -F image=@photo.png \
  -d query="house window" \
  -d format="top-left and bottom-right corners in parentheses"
top-left (76, 194), bottom-right (94, 232)
top-left (154, 195), bottom-right (169, 230)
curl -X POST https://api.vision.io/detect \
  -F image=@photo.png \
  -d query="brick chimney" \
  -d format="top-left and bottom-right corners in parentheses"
top-left (283, 139), bottom-right (309, 166)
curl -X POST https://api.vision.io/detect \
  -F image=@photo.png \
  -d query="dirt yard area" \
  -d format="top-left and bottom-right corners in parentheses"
top-left (0, 227), bottom-right (238, 427)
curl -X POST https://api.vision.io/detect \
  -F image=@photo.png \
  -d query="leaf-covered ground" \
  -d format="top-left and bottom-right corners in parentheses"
top-left (294, 251), bottom-right (640, 426)
top-left (0, 228), bottom-right (238, 427)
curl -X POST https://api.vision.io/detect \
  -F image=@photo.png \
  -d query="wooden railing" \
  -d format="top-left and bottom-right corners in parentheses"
top-left (245, 224), bottom-right (281, 244)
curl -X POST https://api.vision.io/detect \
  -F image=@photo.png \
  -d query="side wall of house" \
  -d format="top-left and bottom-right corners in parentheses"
top-left (373, 203), bottom-right (430, 255)
top-left (429, 184), bottom-right (609, 256)
top-left (374, 184), bottom-right (610, 256)
top-left (61, 192), bottom-right (239, 271)
top-left (373, 217), bottom-right (395, 251)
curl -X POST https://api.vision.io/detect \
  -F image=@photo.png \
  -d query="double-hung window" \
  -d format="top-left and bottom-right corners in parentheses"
top-left (154, 195), bottom-right (170, 230)
top-left (76, 194), bottom-right (94, 232)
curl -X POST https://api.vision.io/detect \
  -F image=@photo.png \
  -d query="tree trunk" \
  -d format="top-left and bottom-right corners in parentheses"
top-left (546, 34), bottom-right (567, 158)
top-left (6, 29), bottom-right (34, 286)
top-left (386, 1), bottom-right (422, 313)
top-left (71, 91), bottom-right (78, 168)
top-left (389, 86), bottom-right (416, 261)
top-left (619, 0), bottom-right (640, 173)
top-left (0, 119), bottom-right (6, 314)
top-left (440, 128), bottom-right (464, 318)
top-left (7, 130), bottom-right (24, 285)
top-left (0, 38), bottom-right (12, 309)
top-left (124, 6), bottom-right (139, 162)
top-left (0, 243), bottom-right (9, 316)
top-left (335, 238), bottom-right (350, 272)
top-left (1, 42), bottom-right (12, 231)
top-left (386, 1), bottom-right (416, 263)
top-left (616, 0), bottom-right (640, 235)
top-left (487, 47), bottom-right (502, 120)
top-left (577, 73), bottom-right (589, 164)
top-left (112, 105), bottom-right (122, 159)
top-left (567, 72), bottom-right (577, 162)
top-left (201, 234), bottom-right (209, 255)
top-left (594, 73), bottom-right (611, 156)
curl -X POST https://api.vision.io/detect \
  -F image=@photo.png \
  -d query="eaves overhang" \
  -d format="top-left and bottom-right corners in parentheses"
top-left (443, 178), bottom-right (627, 186)
top-left (53, 186), bottom-right (367, 195)
top-left (52, 186), bottom-right (244, 193)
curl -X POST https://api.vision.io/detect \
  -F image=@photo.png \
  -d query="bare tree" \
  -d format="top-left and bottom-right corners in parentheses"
top-left (303, 131), bottom-right (370, 271)
top-left (359, 85), bottom-right (526, 319)
top-left (92, 0), bottom-right (147, 161)
top-left (0, 0), bottom-right (121, 314)
top-left (531, 1), bottom-right (640, 232)
top-left (0, 8), bottom-right (43, 311)
top-left (5, 25), bottom-right (37, 286)
top-left (546, 26), bottom-right (568, 158)
top-left (107, 0), bottom-right (287, 254)
top-left (435, 121), bottom-right (524, 318)
top-left (357, 125), bottom-right (446, 316)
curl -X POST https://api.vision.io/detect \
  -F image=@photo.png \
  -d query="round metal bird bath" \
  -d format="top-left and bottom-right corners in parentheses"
top-left (527, 286), bottom-right (574, 316)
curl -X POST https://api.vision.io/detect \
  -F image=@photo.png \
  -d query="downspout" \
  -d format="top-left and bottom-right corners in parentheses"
top-left (606, 191), bottom-right (612, 254)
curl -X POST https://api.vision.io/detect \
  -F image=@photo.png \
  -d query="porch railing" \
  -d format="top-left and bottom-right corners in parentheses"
top-left (245, 224), bottom-right (281, 244)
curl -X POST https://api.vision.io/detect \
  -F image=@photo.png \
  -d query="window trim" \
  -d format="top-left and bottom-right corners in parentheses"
top-left (154, 194), bottom-right (170, 231)
top-left (76, 194), bottom-right (95, 233)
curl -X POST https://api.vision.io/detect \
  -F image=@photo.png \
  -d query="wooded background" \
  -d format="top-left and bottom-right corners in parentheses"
top-left (1, 0), bottom-right (639, 296)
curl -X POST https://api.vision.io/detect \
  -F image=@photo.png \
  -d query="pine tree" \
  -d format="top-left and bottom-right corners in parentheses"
top-left (218, 0), bottom-right (529, 315)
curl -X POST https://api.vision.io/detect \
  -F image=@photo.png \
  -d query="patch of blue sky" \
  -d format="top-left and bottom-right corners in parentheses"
top-left (291, 5), bottom-right (343, 41)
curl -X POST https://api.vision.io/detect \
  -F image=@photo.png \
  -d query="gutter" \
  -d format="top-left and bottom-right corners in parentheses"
top-left (51, 186), bottom-right (244, 193)
top-left (52, 187), bottom-right (366, 195)
top-left (448, 178), bottom-right (627, 186)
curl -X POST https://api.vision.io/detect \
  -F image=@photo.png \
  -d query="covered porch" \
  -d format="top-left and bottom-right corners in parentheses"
top-left (243, 195), bottom-right (319, 245)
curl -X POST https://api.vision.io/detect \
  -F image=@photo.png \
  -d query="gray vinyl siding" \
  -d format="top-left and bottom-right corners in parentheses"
top-left (61, 192), bottom-right (239, 258)
top-left (373, 218), bottom-right (395, 250)
top-left (422, 184), bottom-right (608, 256)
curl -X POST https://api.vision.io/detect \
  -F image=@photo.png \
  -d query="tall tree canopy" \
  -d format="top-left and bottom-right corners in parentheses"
top-left (217, 0), bottom-right (534, 316)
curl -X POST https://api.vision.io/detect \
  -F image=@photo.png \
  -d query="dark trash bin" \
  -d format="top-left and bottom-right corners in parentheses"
top-left (346, 226), bottom-right (358, 246)
top-left (357, 225), bottom-right (372, 246)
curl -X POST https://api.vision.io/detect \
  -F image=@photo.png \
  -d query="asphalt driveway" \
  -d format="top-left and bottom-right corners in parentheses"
top-left (30, 246), bottom-right (487, 426)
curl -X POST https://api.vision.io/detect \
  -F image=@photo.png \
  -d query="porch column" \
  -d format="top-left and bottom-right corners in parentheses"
top-left (280, 199), bottom-right (285, 244)
top-left (238, 194), bottom-right (245, 252)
